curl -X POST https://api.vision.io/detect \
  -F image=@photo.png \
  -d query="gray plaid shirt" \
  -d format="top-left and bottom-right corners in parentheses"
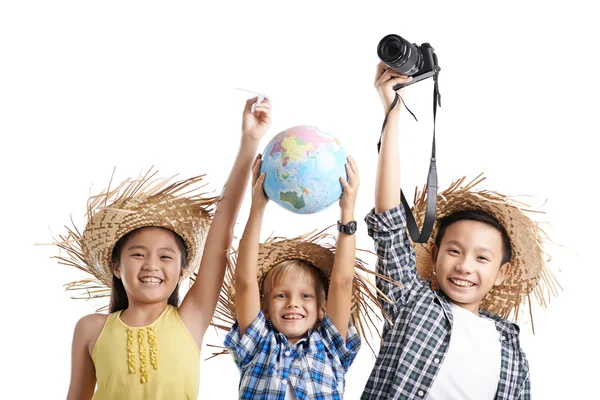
top-left (361, 204), bottom-right (530, 400)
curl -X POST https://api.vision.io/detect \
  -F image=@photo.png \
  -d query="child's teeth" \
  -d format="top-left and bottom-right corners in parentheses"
top-left (452, 279), bottom-right (473, 287)
top-left (141, 277), bottom-right (161, 284)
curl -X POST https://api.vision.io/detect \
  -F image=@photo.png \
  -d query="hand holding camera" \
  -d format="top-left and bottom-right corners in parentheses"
top-left (374, 62), bottom-right (413, 116)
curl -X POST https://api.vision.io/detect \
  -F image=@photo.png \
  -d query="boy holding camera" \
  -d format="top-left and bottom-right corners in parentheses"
top-left (361, 62), bottom-right (555, 400)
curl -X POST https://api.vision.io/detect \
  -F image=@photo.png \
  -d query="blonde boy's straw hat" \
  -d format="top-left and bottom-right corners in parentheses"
top-left (410, 175), bottom-right (561, 322)
top-left (213, 230), bottom-right (389, 351)
top-left (53, 169), bottom-right (218, 304)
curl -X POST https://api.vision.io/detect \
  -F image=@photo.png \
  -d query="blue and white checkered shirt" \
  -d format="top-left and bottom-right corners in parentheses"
top-left (361, 204), bottom-right (531, 400)
top-left (225, 310), bottom-right (361, 400)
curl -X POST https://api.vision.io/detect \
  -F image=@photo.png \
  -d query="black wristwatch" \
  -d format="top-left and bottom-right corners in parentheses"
top-left (337, 220), bottom-right (357, 235)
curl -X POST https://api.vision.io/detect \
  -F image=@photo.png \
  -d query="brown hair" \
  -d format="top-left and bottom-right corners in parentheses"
top-left (109, 227), bottom-right (188, 313)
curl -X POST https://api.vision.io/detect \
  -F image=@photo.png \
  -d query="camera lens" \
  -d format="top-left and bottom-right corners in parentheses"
top-left (377, 34), bottom-right (423, 76)
top-left (378, 36), bottom-right (403, 63)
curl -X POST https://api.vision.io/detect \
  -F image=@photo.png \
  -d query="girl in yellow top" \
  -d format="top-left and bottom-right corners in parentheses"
top-left (54, 97), bottom-right (272, 399)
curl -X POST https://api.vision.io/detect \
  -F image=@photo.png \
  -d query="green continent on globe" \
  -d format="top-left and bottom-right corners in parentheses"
top-left (279, 191), bottom-right (305, 210)
top-left (275, 165), bottom-right (290, 182)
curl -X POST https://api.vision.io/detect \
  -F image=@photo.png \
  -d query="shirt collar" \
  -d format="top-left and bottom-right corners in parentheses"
top-left (435, 290), bottom-right (520, 336)
top-left (478, 308), bottom-right (521, 336)
top-left (273, 323), bottom-right (323, 351)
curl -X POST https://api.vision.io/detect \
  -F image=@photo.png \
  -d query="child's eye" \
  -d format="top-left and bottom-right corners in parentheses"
top-left (132, 253), bottom-right (144, 257)
top-left (447, 249), bottom-right (459, 255)
top-left (302, 294), bottom-right (313, 299)
top-left (275, 293), bottom-right (286, 299)
top-left (477, 256), bottom-right (490, 262)
top-left (161, 255), bottom-right (172, 260)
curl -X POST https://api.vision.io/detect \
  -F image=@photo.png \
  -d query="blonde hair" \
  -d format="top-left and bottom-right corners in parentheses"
top-left (261, 259), bottom-right (327, 311)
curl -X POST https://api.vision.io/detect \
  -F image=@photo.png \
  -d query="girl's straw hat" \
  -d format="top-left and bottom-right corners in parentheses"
top-left (213, 230), bottom-right (388, 351)
top-left (53, 169), bottom-right (218, 305)
top-left (411, 175), bottom-right (561, 322)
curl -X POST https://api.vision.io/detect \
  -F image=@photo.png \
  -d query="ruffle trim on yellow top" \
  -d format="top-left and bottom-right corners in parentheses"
top-left (126, 326), bottom-right (159, 383)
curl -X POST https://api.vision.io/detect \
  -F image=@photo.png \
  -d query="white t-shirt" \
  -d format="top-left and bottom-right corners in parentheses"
top-left (285, 383), bottom-right (297, 399)
top-left (427, 302), bottom-right (502, 400)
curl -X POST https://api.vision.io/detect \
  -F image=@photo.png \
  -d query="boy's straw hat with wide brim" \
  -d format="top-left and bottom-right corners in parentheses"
top-left (410, 174), bottom-right (561, 323)
top-left (53, 169), bottom-right (218, 307)
top-left (212, 230), bottom-right (390, 353)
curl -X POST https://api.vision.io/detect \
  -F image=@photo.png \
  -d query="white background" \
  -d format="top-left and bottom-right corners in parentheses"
top-left (1, 1), bottom-right (598, 399)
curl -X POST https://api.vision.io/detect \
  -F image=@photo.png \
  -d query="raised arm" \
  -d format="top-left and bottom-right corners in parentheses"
top-left (374, 62), bottom-right (412, 213)
top-left (179, 97), bottom-right (271, 343)
top-left (234, 159), bottom-right (269, 334)
top-left (368, 63), bottom-right (422, 317)
top-left (326, 157), bottom-right (359, 341)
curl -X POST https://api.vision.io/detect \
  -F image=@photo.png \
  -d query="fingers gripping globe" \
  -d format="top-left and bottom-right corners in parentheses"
top-left (260, 125), bottom-right (348, 214)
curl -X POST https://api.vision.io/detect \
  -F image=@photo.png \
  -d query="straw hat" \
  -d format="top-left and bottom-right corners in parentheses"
top-left (410, 175), bottom-right (561, 322)
top-left (212, 230), bottom-right (388, 352)
top-left (53, 168), bottom-right (218, 305)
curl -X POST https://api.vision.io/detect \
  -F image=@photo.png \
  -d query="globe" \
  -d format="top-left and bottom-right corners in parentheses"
top-left (260, 125), bottom-right (348, 214)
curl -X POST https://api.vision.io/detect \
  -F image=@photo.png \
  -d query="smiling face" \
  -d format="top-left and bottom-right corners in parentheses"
top-left (262, 260), bottom-right (327, 345)
top-left (113, 227), bottom-right (186, 307)
top-left (433, 218), bottom-right (511, 315)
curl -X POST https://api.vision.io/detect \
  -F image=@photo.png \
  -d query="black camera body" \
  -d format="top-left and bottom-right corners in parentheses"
top-left (377, 34), bottom-right (440, 90)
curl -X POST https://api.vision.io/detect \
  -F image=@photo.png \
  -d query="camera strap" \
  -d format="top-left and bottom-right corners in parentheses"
top-left (376, 72), bottom-right (441, 243)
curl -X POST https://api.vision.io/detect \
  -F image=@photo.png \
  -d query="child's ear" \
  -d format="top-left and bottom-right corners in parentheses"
top-left (429, 245), bottom-right (440, 290)
top-left (261, 299), bottom-right (270, 320)
top-left (431, 245), bottom-right (439, 263)
top-left (113, 263), bottom-right (121, 279)
top-left (494, 262), bottom-right (511, 286)
top-left (318, 303), bottom-right (327, 320)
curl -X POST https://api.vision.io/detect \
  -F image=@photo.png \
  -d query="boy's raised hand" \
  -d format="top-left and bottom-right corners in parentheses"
top-left (251, 155), bottom-right (269, 210)
top-left (374, 62), bottom-right (412, 114)
top-left (242, 97), bottom-right (272, 141)
top-left (339, 156), bottom-right (360, 214)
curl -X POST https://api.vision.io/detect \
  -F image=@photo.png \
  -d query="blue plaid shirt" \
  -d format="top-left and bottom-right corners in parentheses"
top-left (361, 204), bottom-right (531, 400)
top-left (225, 310), bottom-right (361, 400)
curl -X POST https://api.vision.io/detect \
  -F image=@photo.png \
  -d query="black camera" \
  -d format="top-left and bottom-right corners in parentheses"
top-left (377, 34), bottom-right (440, 90)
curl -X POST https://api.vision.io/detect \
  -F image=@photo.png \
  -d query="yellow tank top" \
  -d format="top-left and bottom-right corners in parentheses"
top-left (92, 305), bottom-right (200, 400)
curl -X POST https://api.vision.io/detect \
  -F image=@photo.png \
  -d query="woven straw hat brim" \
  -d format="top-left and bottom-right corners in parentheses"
top-left (411, 175), bottom-right (560, 321)
top-left (53, 169), bottom-right (218, 307)
top-left (212, 229), bottom-right (391, 353)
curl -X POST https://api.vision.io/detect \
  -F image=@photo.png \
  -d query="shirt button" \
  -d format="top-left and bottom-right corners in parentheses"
top-left (501, 335), bottom-right (506, 341)
top-left (282, 379), bottom-right (288, 385)
top-left (434, 358), bottom-right (440, 364)
top-left (418, 390), bottom-right (424, 396)
top-left (285, 351), bottom-right (291, 356)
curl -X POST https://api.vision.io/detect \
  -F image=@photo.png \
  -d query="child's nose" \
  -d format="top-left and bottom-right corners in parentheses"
top-left (143, 255), bottom-right (160, 270)
top-left (286, 296), bottom-right (300, 307)
top-left (454, 260), bottom-right (474, 274)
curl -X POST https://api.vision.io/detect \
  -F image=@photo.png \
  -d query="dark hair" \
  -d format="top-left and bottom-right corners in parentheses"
top-left (435, 210), bottom-right (512, 265)
top-left (109, 227), bottom-right (188, 313)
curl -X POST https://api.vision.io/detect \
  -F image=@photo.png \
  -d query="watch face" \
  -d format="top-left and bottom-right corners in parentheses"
top-left (348, 221), bottom-right (357, 234)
